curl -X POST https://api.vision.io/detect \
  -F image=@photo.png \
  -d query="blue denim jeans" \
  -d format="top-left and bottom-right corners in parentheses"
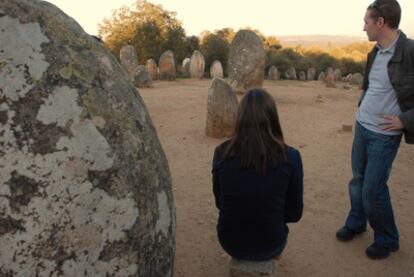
top-left (345, 121), bottom-right (401, 249)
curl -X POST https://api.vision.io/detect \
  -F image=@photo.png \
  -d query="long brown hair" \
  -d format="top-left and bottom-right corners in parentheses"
top-left (220, 88), bottom-right (287, 175)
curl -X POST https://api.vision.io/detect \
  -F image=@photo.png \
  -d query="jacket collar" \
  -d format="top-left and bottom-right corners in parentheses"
top-left (368, 31), bottom-right (407, 63)
top-left (390, 31), bottom-right (407, 62)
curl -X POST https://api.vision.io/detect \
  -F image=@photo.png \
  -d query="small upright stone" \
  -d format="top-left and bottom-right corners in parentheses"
top-left (190, 50), bottom-right (205, 79)
top-left (181, 58), bottom-right (191, 77)
top-left (158, 50), bottom-right (176, 80)
top-left (210, 60), bottom-right (224, 79)
top-left (318, 71), bottom-right (326, 81)
top-left (120, 45), bottom-right (139, 75)
top-left (206, 78), bottom-right (238, 138)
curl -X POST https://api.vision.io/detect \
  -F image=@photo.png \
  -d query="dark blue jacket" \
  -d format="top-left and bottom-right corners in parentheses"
top-left (212, 143), bottom-right (303, 260)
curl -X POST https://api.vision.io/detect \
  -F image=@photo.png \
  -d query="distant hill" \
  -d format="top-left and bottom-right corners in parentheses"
top-left (277, 35), bottom-right (367, 48)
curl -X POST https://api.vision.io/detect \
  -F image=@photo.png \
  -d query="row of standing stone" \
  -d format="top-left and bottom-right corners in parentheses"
top-left (268, 65), bottom-right (363, 86)
top-left (119, 46), bottom-right (224, 87)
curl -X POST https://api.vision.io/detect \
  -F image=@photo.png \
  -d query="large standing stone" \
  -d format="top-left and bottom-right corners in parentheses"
top-left (210, 60), bottom-right (223, 79)
top-left (146, 58), bottom-right (158, 80)
top-left (206, 78), bottom-right (238, 138)
top-left (0, 1), bottom-right (175, 276)
top-left (307, 67), bottom-right (317, 80)
top-left (285, 66), bottom-right (297, 80)
top-left (119, 45), bottom-right (139, 75)
top-left (227, 30), bottom-right (265, 93)
top-left (190, 50), bottom-right (205, 79)
top-left (351, 73), bottom-right (364, 85)
top-left (131, 65), bottom-right (153, 87)
top-left (268, 65), bottom-right (279, 80)
top-left (158, 50), bottom-right (176, 80)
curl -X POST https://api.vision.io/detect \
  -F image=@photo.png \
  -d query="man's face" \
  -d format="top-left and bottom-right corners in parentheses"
top-left (363, 10), bottom-right (382, 41)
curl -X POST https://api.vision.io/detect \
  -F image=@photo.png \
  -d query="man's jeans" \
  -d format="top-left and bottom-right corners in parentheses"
top-left (345, 121), bottom-right (401, 249)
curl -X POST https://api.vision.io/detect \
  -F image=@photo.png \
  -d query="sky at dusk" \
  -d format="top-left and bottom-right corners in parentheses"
top-left (45, 0), bottom-right (414, 38)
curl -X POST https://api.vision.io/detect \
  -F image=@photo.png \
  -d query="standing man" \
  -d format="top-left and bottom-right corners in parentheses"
top-left (336, 0), bottom-right (414, 259)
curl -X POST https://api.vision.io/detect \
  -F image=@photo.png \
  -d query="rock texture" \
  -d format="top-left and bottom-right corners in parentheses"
top-left (299, 71), bottom-right (306, 81)
top-left (210, 60), bottom-right (223, 79)
top-left (0, 1), bottom-right (175, 276)
top-left (158, 50), bottom-right (176, 80)
top-left (181, 58), bottom-right (190, 78)
top-left (190, 50), bottom-right (205, 79)
top-left (206, 78), bottom-right (238, 138)
top-left (146, 58), bottom-right (158, 80)
top-left (120, 45), bottom-right (139, 75)
top-left (227, 30), bottom-right (265, 93)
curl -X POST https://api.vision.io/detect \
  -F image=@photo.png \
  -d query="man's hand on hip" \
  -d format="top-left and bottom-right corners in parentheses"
top-left (380, 115), bottom-right (404, 131)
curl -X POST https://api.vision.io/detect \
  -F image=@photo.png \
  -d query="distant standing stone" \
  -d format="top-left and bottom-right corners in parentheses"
top-left (285, 67), bottom-right (297, 80)
top-left (210, 60), bottom-right (224, 79)
top-left (268, 65), bottom-right (279, 80)
top-left (120, 45), bottom-right (139, 75)
top-left (181, 58), bottom-right (191, 77)
top-left (299, 71), bottom-right (306, 81)
top-left (307, 67), bottom-right (317, 80)
top-left (351, 72), bottom-right (363, 85)
top-left (159, 50), bottom-right (176, 80)
top-left (190, 50), bottom-right (205, 79)
top-left (146, 58), bottom-right (158, 80)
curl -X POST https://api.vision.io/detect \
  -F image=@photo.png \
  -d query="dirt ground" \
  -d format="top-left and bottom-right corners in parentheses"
top-left (139, 79), bottom-right (414, 277)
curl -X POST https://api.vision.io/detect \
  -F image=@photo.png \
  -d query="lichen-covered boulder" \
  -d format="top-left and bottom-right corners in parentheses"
top-left (0, 1), bottom-right (175, 276)
top-left (227, 30), bottom-right (265, 93)
top-left (307, 67), bottom-right (316, 81)
top-left (190, 50), bottom-right (205, 79)
top-left (206, 78), bottom-right (238, 138)
top-left (268, 65), bottom-right (279, 80)
top-left (210, 60), bottom-right (223, 79)
top-left (131, 65), bottom-right (153, 87)
top-left (120, 45), bottom-right (139, 75)
top-left (146, 58), bottom-right (158, 80)
top-left (158, 50), bottom-right (176, 80)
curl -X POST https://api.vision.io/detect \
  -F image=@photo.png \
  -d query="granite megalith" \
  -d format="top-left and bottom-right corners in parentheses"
top-left (210, 60), bottom-right (224, 79)
top-left (190, 50), bottom-right (205, 79)
top-left (227, 30), bottom-right (265, 93)
top-left (146, 58), bottom-right (158, 80)
top-left (206, 78), bottom-right (238, 138)
top-left (0, 1), bottom-right (175, 276)
top-left (120, 45), bottom-right (139, 75)
top-left (158, 50), bottom-right (176, 80)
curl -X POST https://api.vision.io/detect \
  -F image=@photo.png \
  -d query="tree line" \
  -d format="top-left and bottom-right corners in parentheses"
top-left (98, 0), bottom-right (373, 78)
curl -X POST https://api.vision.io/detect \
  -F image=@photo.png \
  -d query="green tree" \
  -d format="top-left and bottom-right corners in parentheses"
top-left (200, 32), bottom-right (230, 75)
top-left (98, 0), bottom-right (187, 63)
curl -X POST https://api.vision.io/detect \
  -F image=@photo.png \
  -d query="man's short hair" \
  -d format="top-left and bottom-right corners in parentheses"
top-left (367, 0), bottom-right (401, 29)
